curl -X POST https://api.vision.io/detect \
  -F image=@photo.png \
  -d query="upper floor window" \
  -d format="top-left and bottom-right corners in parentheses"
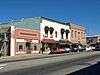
top-left (75, 31), bottom-right (77, 38)
top-left (99, 39), bottom-right (100, 42)
top-left (61, 28), bottom-right (65, 39)
top-left (55, 31), bottom-right (57, 38)
top-left (44, 26), bottom-right (49, 37)
top-left (71, 30), bottom-right (73, 38)
top-left (84, 33), bottom-right (86, 39)
top-left (49, 27), bottom-right (54, 38)
top-left (81, 32), bottom-right (83, 39)
top-left (65, 29), bottom-right (70, 39)
top-left (78, 32), bottom-right (80, 40)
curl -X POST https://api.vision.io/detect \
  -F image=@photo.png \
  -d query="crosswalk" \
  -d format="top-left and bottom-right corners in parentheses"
top-left (0, 64), bottom-right (7, 70)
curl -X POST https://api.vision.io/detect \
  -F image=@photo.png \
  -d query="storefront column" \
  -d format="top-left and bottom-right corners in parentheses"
top-left (10, 26), bottom-right (15, 56)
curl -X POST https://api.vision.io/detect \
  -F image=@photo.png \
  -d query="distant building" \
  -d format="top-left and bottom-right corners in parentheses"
top-left (86, 35), bottom-right (100, 47)
top-left (68, 23), bottom-right (86, 46)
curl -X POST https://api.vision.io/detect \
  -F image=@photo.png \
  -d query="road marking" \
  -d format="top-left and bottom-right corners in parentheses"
top-left (0, 67), bottom-right (4, 69)
top-left (0, 64), bottom-right (7, 66)
top-left (0, 64), bottom-right (7, 70)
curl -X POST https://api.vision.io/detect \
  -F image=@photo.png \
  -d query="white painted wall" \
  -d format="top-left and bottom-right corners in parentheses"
top-left (97, 36), bottom-right (100, 42)
top-left (10, 26), bottom-right (15, 56)
top-left (32, 40), bottom-right (39, 43)
top-left (16, 39), bottom-right (25, 42)
top-left (40, 19), bottom-right (70, 41)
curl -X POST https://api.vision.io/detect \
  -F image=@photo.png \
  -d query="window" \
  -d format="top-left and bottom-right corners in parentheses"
top-left (84, 33), bottom-right (86, 39)
top-left (17, 43), bottom-right (23, 52)
top-left (91, 39), bottom-right (93, 43)
top-left (26, 42), bottom-right (31, 50)
top-left (66, 33), bottom-right (68, 39)
top-left (44, 26), bottom-right (49, 37)
top-left (75, 31), bottom-right (77, 38)
top-left (78, 32), bottom-right (80, 40)
top-left (49, 27), bottom-right (54, 38)
top-left (81, 32), bottom-right (83, 39)
top-left (34, 44), bottom-right (37, 50)
top-left (61, 28), bottom-right (65, 39)
top-left (71, 30), bottom-right (73, 38)
top-left (99, 39), bottom-right (100, 42)
top-left (55, 31), bottom-right (57, 38)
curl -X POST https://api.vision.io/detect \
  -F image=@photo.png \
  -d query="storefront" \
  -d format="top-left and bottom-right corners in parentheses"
top-left (57, 40), bottom-right (71, 49)
top-left (41, 39), bottom-right (58, 52)
top-left (14, 28), bottom-right (40, 55)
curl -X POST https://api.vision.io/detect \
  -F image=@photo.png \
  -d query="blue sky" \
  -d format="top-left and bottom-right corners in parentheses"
top-left (0, 0), bottom-right (100, 36)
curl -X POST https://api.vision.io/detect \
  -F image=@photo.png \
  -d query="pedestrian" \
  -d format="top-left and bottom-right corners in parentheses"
top-left (41, 47), bottom-right (44, 54)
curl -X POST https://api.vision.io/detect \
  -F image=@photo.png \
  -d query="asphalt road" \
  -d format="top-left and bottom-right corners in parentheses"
top-left (0, 52), bottom-right (100, 75)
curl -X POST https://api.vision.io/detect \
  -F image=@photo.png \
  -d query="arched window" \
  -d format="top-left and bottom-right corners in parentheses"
top-left (55, 31), bottom-right (57, 38)
top-left (49, 27), bottom-right (54, 38)
top-left (61, 28), bottom-right (65, 39)
top-left (65, 29), bottom-right (70, 39)
top-left (44, 26), bottom-right (49, 37)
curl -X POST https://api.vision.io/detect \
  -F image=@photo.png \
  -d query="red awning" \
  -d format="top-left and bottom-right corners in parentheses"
top-left (41, 39), bottom-right (58, 43)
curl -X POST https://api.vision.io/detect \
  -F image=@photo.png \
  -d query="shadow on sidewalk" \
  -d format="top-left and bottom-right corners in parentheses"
top-left (67, 61), bottom-right (100, 75)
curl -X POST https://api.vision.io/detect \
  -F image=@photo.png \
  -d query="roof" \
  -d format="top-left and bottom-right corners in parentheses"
top-left (67, 23), bottom-right (85, 29)
top-left (0, 18), bottom-right (41, 31)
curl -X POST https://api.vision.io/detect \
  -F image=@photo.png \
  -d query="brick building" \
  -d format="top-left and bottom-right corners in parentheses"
top-left (68, 23), bottom-right (86, 46)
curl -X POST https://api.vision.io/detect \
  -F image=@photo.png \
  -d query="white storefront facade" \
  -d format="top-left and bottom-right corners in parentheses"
top-left (40, 17), bottom-right (71, 52)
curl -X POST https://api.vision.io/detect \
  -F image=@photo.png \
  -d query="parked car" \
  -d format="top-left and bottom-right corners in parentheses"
top-left (86, 47), bottom-right (93, 51)
top-left (64, 48), bottom-right (71, 53)
top-left (70, 47), bottom-right (79, 52)
top-left (79, 46), bottom-right (86, 52)
top-left (95, 46), bottom-right (100, 51)
top-left (50, 49), bottom-right (67, 54)
top-left (93, 46), bottom-right (100, 51)
top-left (93, 42), bottom-right (100, 51)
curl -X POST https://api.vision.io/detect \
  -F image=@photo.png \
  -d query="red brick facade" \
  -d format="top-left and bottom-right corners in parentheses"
top-left (14, 28), bottom-right (40, 55)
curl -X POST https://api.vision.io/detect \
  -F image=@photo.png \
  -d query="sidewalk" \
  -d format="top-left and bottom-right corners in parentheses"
top-left (0, 51), bottom-right (100, 64)
top-left (0, 53), bottom-right (48, 63)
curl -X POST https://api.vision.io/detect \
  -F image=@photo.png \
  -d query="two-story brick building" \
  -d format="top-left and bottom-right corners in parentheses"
top-left (68, 23), bottom-right (86, 46)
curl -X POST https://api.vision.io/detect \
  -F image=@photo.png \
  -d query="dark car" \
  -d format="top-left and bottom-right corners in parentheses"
top-left (94, 42), bottom-right (100, 51)
top-left (70, 47), bottom-right (79, 52)
top-left (94, 46), bottom-right (100, 51)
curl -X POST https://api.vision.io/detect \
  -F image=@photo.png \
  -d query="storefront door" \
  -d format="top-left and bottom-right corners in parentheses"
top-left (26, 42), bottom-right (31, 54)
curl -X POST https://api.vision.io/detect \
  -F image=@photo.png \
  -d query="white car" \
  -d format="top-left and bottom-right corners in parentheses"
top-left (65, 48), bottom-right (71, 52)
top-left (86, 47), bottom-right (93, 51)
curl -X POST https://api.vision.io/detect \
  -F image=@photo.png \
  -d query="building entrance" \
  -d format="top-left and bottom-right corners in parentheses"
top-left (26, 42), bottom-right (31, 54)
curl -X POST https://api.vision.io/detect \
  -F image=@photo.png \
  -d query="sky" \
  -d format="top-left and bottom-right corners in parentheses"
top-left (0, 0), bottom-right (100, 36)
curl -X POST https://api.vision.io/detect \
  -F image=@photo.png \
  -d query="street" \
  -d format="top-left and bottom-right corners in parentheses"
top-left (0, 51), bottom-right (100, 75)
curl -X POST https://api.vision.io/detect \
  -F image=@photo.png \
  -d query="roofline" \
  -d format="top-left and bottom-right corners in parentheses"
top-left (41, 16), bottom-right (70, 26)
top-left (86, 35), bottom-right (100, 38)
top-left (67, 23), bottom-right (86, 29)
